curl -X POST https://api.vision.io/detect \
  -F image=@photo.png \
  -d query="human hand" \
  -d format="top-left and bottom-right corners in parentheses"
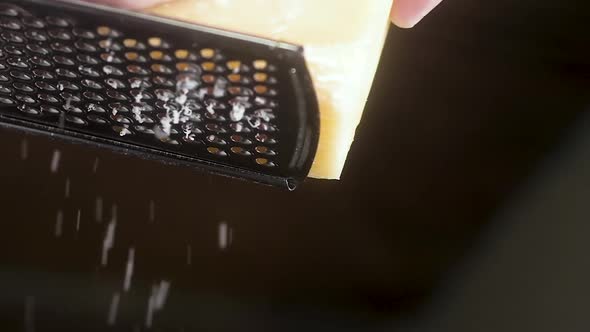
top-left (82, 0), bottom-right (443, 28)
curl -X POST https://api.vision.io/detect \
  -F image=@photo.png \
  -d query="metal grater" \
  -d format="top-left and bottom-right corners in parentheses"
top-left (0, 0), bottom-right (320, 190)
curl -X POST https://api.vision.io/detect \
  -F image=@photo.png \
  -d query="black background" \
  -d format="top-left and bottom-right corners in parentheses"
top-left (0, 0), bottom-right (589, 330)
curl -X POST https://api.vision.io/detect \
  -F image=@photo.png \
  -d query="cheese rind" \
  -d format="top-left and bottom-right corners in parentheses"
top-left (147, 0), bottom-right (393, 179)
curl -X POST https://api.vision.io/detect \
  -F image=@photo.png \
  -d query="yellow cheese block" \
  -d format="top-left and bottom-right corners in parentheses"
top-left (147, 0), bottom-right (393, 179)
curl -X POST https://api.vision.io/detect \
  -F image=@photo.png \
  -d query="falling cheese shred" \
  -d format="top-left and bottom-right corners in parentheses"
top-left (148, 0), bottom-right (393, 179)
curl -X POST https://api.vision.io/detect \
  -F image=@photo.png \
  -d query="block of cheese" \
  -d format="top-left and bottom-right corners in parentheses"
top-left (147, 0), bottom-right (393, 179)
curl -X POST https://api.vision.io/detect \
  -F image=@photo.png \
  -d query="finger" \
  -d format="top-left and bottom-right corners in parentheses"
top-left (390, 0), bottom-right (443, 28)
top-left (80, 0), bottom-right (169, 10)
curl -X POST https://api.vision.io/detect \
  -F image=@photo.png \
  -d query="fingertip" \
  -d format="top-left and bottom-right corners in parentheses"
top-left (390, 0), bottom-right (443, 28)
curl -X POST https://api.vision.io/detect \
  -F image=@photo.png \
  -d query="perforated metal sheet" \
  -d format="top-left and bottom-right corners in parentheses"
top-left (0, 0), bottom-right (319, 190)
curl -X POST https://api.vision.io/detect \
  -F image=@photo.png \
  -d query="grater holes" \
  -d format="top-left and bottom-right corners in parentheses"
top-left (127, 64), bottom-right (149, 75)
top-left (81, 79), bottom-right (103, 89)
top-left (22, 17), bottom-right (45, 29)
top-left (60, 92), bottom-right (81, 103)
top-left (253, 60), bottom-right (267, 71)
top-left (151, 63), bottom-right (174, 75)
top-left (228, 86), bottom-right (253, 96)
top-left (96, 26), bottom-right (110, 36)
top-left (45, 16), bottom-right (70, 28)
top-left (105, 78), bottom-right (126, 89)
top-left (205, 134), bottom-right (226, 145)
top-left (72, 28), bottom-right (96, 39)
top-left (87, 103), bottom-right (107, 114)
top-left (19, 106), bottom-right (41, 115)
top-left (33, 68), bottom-right (56, 80)
top-left (7, 56), bottom-right (29, 69)
top-left (255, 157), bottom-right (275, 167)
top-left (10, 70), bottom-right (32, 81)
top-left (255, 146), bottom-right (276, 155)
top-left (33, 59), bottom-right (55, 76)
top-left (106, 90), bottom-right (129, 101)
top-left (0, 17), bottom-right (23, 30)
top-left (149, 50), bottom-right (172, 62)
top-left (96, 26), bottom-right (121, 38)
top-left (0, 6), bottom-right (20, 17)
top-left (77, 54), bottom-right (100, 65)
top-left (98, 39), bottom-right (122, 51)
top-left (53, 55), bottom-right (76, 66)
top-left (83, 91), bottom-right (105, 102)
top-left (123, 38), bottom-right (139, 48)
top-left (50, 41), bottom-right (74, 53)
top-left (0, 96), bottom-right (15, 105)
top-left (13, 82), bottom-right (35, 93)
top-left (74, 40), bottom-right (98, 53)
top-left (253, 72), bottom-right (269, 83)
top-left (226, 60), bottom-right (241, 72)
top-left (100, 53), bottom-right (123, 64)
top-left (229, 122), bottom-right (252, 134)
top-left (207, 146), bottom-right (227, 156)
top-left (109, 102), bottom-right (130, 113)
top-left (254, 132), bottom-right (277, 144)
top-left (4, 45), bottom-right (24, 55)
top-left (174, 49), bottom-right (192, 60)
top-left (65, 115), bottom-right (86, 125)
top-left (202, 74), bottom-right (216, 84)
top-left (0, 84), bottom-right (12, 94)
top-left (135, 125), bottom-right (155, 134)
top-left (201, 61), bottom-right (216, 72)
top-left (102, 65), bottom-right (125, 76)
top-left (230, 134), bottom-right (252, 145)
top-left (112, 125), bottom-right (133, 136)
top-left (78, 65), bottom-right (100, 77)
top-left (254, 96), bottom-right (278, 108)
top-left (1, 31), bottom-right (25, 43)
top-left (15, 94), bottom-right (37, 105)
top-left (57, 80), bottom-right (80, 91)
top-left (230, 146), bottom-right (251, 156)
top-left (111, 114), bottom-right (132, 124)
top-left (227, 74), bottom-right (240, 83)
top-left (182, 134), bottom-right (201, 144)
top-left (40, 105), bottom-right (60, 114)
top-left (88, 114), bottom-right (108, 124)
top-left (124, 52), bottom-right (147, 63)
top-left (32, 68), bottom-right (55, 79)
top-left (0, 74), bottom-right (11, 82)
top-left (254, 85), bottom-right (277, 96)
top-left (128, 77), bottom-right (149, 88)
top-left (205, 123), bottom-right (226, 133)
top-left (148, 37), bottom-right (170, 49)
top-left (154, 89), bottom-right (174, 102)
top-left (35, 81), bottom-right (57, 92)
top-left (130, 89), bottom-right (153, 100)
top-left (48, 28), bottom-right (73, 41)
top-left (38, 93), bottom-right (60, 103)
top-left (176, 62), bottom-right (200, 73)
top-left (200, 48), bottom-right (215, 59)
top-left (24, 30), bottom-right (47, 42)
top-left (26, 44), bottom-right (50, 55)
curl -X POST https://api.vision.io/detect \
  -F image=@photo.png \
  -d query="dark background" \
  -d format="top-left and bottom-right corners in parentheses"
top-left (0, 0), bottom-right (589, 330)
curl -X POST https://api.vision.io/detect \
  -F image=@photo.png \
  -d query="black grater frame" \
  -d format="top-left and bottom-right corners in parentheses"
top-left (0, 0), bottom-right (320, 190)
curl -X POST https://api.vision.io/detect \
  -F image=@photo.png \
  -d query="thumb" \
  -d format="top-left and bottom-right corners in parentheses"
top-left (390, 0), bottom-right (443, 28)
